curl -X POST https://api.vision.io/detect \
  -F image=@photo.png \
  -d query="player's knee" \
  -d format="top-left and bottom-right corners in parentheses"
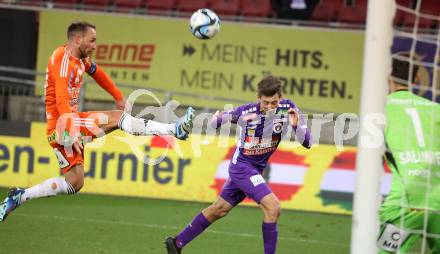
top-left (213, 208), bottom-right (229, 219)
top-left (266, 202), bottom-right (281, 221)
top-left (210, 204), bottom-right (231, 220)
top-left (65, 173), bottom-right (84, 193)
top-left (68, 177), bottom-right (84, 192)
top-left (109, 110), bottom-right (124, 124)
top-left (73, 179), bottom-right (84, 192)
top-left (114, 110), bottom-right (124, 119)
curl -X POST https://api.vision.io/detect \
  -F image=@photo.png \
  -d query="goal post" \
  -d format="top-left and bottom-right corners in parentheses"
top-left (350, 1), bottom-right (396, 253)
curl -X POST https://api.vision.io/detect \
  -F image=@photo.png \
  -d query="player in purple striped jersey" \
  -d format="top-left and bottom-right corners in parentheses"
top-left (165, 75), bottom-right (312, 254)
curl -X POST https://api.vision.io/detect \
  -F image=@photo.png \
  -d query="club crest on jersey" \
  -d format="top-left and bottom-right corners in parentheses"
top-left (273, 122), bottom-right (283, 134)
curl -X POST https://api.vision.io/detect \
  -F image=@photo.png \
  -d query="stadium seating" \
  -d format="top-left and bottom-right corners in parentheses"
top-left (208, 0), bottom-right (240, 16)
top-left (311, 0), bottom-right (344, 22)
top-left (17, 0), bottom-right (47, 7)
top-left (145, 0), bottom-right (176, 11)
top-left (338, 4), bottom-right (366, 24)
top-left (395, 0), bottom-right (411, 8)
top-left (113, 0), bottom-right (143, 12)
top-left (82, 0), bottom-right (109, 11)
top-left (392, 0), bottom-right (437, 29)
top-left (240, 0), bottom-right (272, 17)
top-left (53, 0), bottom-right (77, 8)
top-left (354, 0), bottom-right (367, 8)
top-left (402, 12), bottom-right (435, 29)
top-left (12, 0), bottom-right (437, 27)
top-left (176, 0), bottom-right (207, 13)
top-left (311, 4), bottom-right (336, 22)
top-left (420, 0), bottom-right (440, 16)
top-left (393, 9), bottom-right (405, 26)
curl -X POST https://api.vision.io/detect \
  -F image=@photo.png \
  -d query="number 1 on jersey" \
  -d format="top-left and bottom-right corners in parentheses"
top-left (405, 108), bottom-right (425, 148)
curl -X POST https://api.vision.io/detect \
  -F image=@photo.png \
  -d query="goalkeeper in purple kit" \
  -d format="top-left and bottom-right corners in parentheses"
top-left (165, 75), bottom-right (312, 254)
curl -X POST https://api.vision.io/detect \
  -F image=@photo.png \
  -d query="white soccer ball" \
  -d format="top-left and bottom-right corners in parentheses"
top-left (190, 8), bottom-right (220, 39)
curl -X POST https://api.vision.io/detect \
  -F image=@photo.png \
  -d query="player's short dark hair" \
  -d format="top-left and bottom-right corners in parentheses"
top-left (391, 52), bottom-right (419, 85)
top-left (67, 21), bottom-right (95, 39)
top-left (257, 75), bottom-right (282, 97)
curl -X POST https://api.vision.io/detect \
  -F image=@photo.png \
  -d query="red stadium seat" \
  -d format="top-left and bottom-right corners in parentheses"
top-left (145, 0), bottom-right (176, 11)
top-left (395, 0), bottom-right (411, 7)
top-left (52, 0), bottom-right (77, 3)
top-left (82, 0), bottom-right (109, 11)
top-left (338, 5), bottom-right (366, 24)
top-left (176, 0), bottom-right (208, 13)
top-left (208, 0), bottom-right (240, 16)
top-left (240, 0), bottom-right (272, 17)
top-left (82, 0), bottom-right (108, 6)
top-left (18, 0), bottom-right (46, 7)
top-left (52, 0), bottom-right (78, 8)
top-left (402, 12), bottom-right (434, 29)
top-left (354, 0), bottom-right (367, 8)
top-left (311, 4), bottom-right (337, 21)
top-left (321, 0), bottom-right (344, 10)
top-left (310, 0), bottom-right (344, 22)
top-left (113, 0), bottom-right (143, 12)
top-left (420, 0), bottom-right (440, 16)
top-left (393, 9), bottom-right (405, 26)
top-left (114, 0), bottom-right (143, 8)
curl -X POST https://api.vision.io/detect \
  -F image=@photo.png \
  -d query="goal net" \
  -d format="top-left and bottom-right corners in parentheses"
top-left (351, 0), bottom-right (439, 253)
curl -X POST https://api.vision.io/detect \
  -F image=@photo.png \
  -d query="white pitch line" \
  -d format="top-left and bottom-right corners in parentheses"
top-left (17, 213), bottom-right (349, 248)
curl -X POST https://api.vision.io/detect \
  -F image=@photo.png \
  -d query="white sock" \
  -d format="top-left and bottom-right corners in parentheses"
top-left (145, 120), bottom-right (175, 135)
top-left (118, 112), bottom-right (174, 136)
top-left (20, 177), bottom-right (75, 204)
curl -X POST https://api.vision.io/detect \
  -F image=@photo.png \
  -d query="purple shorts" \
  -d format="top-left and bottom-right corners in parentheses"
top-left (220, 164), bottom-right (272, 206)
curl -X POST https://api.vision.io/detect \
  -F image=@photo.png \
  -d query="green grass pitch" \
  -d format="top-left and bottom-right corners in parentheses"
top-left (0, 187), bottom-right (351, 253)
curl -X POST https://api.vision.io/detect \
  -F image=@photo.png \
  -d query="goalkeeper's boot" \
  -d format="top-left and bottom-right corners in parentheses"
top-left (0, 188), bottom-right (25, 222)
top-left (174, 107), bottom-right (195, 140)
top-left (165, 237), bottom-right (182, 254)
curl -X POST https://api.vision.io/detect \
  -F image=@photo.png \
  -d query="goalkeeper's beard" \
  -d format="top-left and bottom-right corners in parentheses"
top-left (78, 47), bottom-right (92, 59)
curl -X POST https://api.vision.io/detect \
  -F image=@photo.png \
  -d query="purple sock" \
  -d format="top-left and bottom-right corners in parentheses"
top-left (175, 212), bottom-right (211, 248)
top-left (262, 222), bottom-right (278, 254)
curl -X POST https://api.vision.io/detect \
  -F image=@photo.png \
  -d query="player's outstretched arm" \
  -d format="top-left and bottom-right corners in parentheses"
top-left (210, 110), bottom-right (224, 129)
top-left (210, 107), bottom-right (241, 129)
top-left (85, 60), bottom-right (125, 110)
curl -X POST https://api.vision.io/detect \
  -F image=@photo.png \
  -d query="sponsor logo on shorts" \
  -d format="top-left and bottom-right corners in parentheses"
top-left (250, 175), bottom-right (265, 187)
top-left (377, 224), bottom-right (410, 252)
top-left (53, 148), bottom-right (70, 169)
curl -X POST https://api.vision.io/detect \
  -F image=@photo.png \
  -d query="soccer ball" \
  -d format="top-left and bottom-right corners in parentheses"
top-left (190, 9), bottom-right (220, 39)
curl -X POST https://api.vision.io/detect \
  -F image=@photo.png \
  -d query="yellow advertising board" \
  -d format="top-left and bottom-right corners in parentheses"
top-left (0, 122), bottom-right (389, 215)
top-left (36, 10), bottom-right (364, 113)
